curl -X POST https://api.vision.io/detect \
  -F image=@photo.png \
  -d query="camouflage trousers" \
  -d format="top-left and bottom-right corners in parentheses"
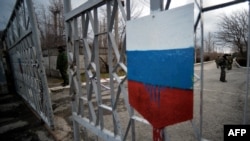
top-left (59, 69), bottom-right (69, 85)
top-left (220, 67), bottom-right (226, 82)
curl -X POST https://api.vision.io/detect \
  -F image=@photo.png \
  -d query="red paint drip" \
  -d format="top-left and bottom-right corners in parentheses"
top-left (153, 128), bottom-right (164, 141)
top-left (128, 80), bottom-right (193, 128)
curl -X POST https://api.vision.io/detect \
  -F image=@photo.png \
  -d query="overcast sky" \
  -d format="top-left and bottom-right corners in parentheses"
top-left (0, 0), bottom-right (15, 30)
top-left (0, 0), bottom-right (248, 34)
top-left (138, 0), bottom-right (248, 34)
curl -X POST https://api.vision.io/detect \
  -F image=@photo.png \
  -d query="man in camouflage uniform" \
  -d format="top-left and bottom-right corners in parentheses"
top-left (218, 54), bottom-right (228, 82)
top-left (56, 46), bottom-right (69, 86)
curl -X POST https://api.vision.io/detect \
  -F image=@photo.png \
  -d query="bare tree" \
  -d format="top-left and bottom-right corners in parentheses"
top-left (215, 9), bottom-right (248, 56)
top-left (205, 32), bottom-right (215, 53)
top-left (34, 3), bottom-right (49, 50)
top-left (34, 0), bottom-right (64, 51)
top-left (33, 0), bottom-right (65, 76)
top-left (49, 0), bottom-right (64, 47)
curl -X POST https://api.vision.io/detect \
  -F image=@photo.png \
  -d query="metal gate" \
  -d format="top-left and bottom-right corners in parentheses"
top-left (1, 0), bottom-right (249, 140)
top-left (1, 0), bottom-right (54, 128)
top-left (63, 0), bottom-right (138, 140)
top-left (63, 0), bottom-right (250, 141)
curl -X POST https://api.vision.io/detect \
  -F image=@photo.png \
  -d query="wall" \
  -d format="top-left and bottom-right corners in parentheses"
top-left (43, 55), bottom-right (85, 77)
top-left (42, 48), bottom-right (109, 77)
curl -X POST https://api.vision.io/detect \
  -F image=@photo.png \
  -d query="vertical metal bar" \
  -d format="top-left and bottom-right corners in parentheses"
top-left (74, 15), bottom-right (82, 115)
top-left (164, 0), bottom-right (171, 10)
top-left (80, 12), bottom-right (89, 141)
top-left (150, 0), bottom-right (163, 14)
top-left (199, 0), bottom-right (204, 140)
top-left (81, 14), bottom-right (91, 119)
top-left (126, 0), bottom-right (135, 140)
top-left (115, 1), bottom-right (119, 46)
top-left (107, 0), bottom-right (117, 136)
top-left (126, 0), bottom-right (131, 20)
top-left (72, 104), bottom-right (80, 141)
top-left (15, 8), bottom-right (21, 37)
top-left (243, 1), bottom-right (250, 124)
top-left (93, 7), bottom-right (104, 131)
top-left (124, 1), bottom-right (136, 140)
top-left (63, 0), bottom-right (81, 141)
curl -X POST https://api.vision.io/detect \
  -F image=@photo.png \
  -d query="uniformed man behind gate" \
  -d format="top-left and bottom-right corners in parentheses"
top-left (56, 46), bottom-right (69, 86)
top-left (218, 54), bottom-right (228, 82)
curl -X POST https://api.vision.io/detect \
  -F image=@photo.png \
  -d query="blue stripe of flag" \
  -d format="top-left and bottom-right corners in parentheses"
top-left (127, 47), bottom-right (194, 89)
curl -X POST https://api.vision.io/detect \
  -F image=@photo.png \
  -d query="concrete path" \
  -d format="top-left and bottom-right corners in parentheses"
top-left (47, 60), bottom-right (250, 141)
top-left (1, 60), bottom-right (249, 141)
top-left (0, 93), bottom-right (54, 140)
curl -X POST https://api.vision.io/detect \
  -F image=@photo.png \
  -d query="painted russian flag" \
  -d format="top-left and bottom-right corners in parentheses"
top-left (126, 4), bottom-right (194, 139)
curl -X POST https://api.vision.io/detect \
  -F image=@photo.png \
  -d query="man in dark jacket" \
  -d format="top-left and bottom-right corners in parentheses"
top-left (56, 46), bottom-right (69, 86)
top-left (218, 54), bottom-right (228, 82)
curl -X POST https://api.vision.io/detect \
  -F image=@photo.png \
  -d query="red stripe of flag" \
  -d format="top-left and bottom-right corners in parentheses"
top-left (128, 80), bottom-right (193, 128)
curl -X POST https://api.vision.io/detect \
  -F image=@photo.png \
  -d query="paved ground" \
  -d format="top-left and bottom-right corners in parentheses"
top-left (1, 60), bottom-right (249, 141)
top-left (0, 92), bottom-right (55, 141)
top-left (47, 60), bottom-right (250, 141)
top-left (192, 61), bottom-right (250, 140)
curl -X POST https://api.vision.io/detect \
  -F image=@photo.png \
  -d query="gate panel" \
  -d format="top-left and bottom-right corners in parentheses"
top-left (2, 0), bottom-right (54, 128)
top-left (63, 0), bottom-right (147, 140)
top-left (63, 0), bottom-right (250, 141)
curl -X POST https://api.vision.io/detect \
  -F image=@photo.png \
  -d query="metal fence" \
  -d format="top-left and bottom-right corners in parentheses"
top-left (63, 0), bottom-right (249, 141)
top-left (63, 0), bottom-right (137, 140)
top-left (1, 0), bottom-right (54, 128)
top-left (1, 0), bottom-right (249, 140)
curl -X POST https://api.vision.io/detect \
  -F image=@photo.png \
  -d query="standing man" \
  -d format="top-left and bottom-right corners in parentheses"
top-left (56, 46), bottom-right (69, 86)
top-left (218, 54), bottom-right (228, 82)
